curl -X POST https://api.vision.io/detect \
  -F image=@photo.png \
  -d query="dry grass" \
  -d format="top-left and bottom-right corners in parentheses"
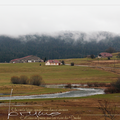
top-left (0, 93), bottom-right (120, 120)
top-left (0, 84), bottom-right (70, 96)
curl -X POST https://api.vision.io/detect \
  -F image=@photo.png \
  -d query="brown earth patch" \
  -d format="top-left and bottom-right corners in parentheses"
top-left (93, 60), bottom-right (119, 63)
top-left (0, 98), bottom-right (120, 120)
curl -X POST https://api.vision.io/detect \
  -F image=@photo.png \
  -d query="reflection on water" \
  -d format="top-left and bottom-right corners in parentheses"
top-left (0, 84), bottom-right (104, 100)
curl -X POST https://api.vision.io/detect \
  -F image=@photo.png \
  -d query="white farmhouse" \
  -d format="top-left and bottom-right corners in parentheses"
top-left (45, 60), bottom-right (61, 65)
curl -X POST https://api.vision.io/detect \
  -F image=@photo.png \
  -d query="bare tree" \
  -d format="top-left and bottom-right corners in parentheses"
top-left (98, 100), bottom-right (117, 120)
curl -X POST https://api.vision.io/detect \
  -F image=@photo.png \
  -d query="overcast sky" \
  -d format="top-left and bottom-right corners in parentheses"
top-left (0, 0), bottom-right (120, 36)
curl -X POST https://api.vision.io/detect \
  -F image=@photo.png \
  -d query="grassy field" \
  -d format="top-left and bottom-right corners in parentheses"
top-left (0, 84), bottom-right (70, 96)
top-left (0, 62), bottom-right (119, 85)
top-left (0, 62), bottom-right (119, 96)
top-left (0, 61), bottom-right (120, 120)
top-left (59, 57), bottom-right (120, 67)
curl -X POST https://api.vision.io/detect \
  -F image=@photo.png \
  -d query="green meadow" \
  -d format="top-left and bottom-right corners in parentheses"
top-left (0, 62), bottom-right (119, 96)
top-left (60, 57), bottom-right (120, 67)
top-left (0, 62), bottom-right (120, 120)
top-left (0, 62), bottom-right (119, 85)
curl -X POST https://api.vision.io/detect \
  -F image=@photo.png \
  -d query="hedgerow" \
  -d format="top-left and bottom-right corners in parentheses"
top-left (11, 75), bottom-right (44, 86)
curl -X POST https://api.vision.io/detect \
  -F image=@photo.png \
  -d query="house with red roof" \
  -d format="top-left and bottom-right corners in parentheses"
top-left (98, 52), bottom-right (113, 58)
top-left (10, 55), bottom-right (43, 63)
top-left (45, 60), bottom-right (61, 65)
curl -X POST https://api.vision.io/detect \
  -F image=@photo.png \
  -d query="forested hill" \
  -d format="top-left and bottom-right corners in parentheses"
top-left (0, 31), bottom-right (120, 62)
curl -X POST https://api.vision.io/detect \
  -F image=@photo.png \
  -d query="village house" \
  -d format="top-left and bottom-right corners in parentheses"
top-left (45, 60), bottom-right (61, 65)
top-left (98, 52), bottom-right (113, 58)
top-left (10, 55), bottom-right (43, 63)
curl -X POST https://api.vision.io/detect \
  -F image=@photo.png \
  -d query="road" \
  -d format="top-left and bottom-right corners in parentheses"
top-left (65, 64), bottom-right (120, 70)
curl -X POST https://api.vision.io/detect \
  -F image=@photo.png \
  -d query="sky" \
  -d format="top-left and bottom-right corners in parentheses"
top-left (0, 0), bottom-right (120, 36)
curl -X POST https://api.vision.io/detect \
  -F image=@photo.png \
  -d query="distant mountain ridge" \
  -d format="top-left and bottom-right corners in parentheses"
top-left (0, 31), bottom-right (120, 62)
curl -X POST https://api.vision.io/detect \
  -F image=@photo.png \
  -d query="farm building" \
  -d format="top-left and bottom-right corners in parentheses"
top-left (45, 60), bottom-right (61, 65)
top-left (10, 55), bottom-right (43, 63)
top-left (98, 52), bottom-right (113, 58)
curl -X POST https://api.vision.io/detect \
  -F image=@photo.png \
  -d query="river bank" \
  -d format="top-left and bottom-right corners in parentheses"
top-left (0, 86), bottom-right (104, 100)
top-left (0, 93), bottom-right (120, 120)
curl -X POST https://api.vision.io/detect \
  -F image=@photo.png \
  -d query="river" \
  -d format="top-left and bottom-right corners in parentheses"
top-left (0, 86), bottom-right (104, 100)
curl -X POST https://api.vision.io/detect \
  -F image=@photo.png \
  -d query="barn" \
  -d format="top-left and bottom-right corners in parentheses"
top-left (98, 52), bottom-right (113, 58)
top-left (10, 55), bottom-right (43, 63)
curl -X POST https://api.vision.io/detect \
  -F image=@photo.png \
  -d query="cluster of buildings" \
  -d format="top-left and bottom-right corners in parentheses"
top-left (9, 52), bottom-right (113, 65)
top-left (86, 52), bottom-right (113, 59)
top-left (10, 55), bottom-right (61, 65)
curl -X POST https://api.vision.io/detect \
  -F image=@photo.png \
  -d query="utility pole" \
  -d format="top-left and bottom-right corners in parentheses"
top-left (114, 58), bottom-right (115, 67)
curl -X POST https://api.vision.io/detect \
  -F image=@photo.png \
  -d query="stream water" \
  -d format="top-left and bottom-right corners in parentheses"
top-left (0, 85), bottom-right (104, 100)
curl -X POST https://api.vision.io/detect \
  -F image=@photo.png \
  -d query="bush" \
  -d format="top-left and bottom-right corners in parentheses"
top-left (65, 84), bottom-right (72, 88)
top-left (112, 78), bottom-right (120, 90)
top-left (108, 57), bottom-right (110, 60)
top-left (71, 62), bottom-right (74, 66)
top-left (19, 75), bottom-right (28, 84)
top-left (30, 75), bottom-right (43, 86)
top-left (11, 74), bottom-right (45, 86)
top-left (98, 83), bottom-right (105, 87)
top-left (104, 78), bottom-right (120, 94)
top-left (61, 60), bottom-right (65, 65)
top-left (87, 82), bottom-right (93, 87)
top-left (104, 87), bottom-right (120, 94)
top-left (11, 76), bottom-right (20, 84)
top-left (90, 54), bottom-right (95, 59)
top-left (93, 82), bottom-right (100, 87)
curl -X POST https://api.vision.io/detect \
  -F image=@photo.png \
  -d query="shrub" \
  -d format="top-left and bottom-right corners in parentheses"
top-left (11, 76), bottom-right (20, 84)
top-left (108, 57), bottom-right (110, 60)
top-left (71, 62), bottom-right (74, 66)
top-left (93, 82), bottom-right (100, 87)
top-left (104, 83), bottom-right (111, 87)
top-left (65, 84), bottom-right (72, 88)
top-left (11, 74), bottom-right (45, 86)
top-left (104, 78), bottom-right (120, 94)
top-left (30, 75), bottom-right (43, 86)
top-left (61, 60), bottom-right (65, 65)
top-left (19, 75), bottom-right (29, 84)
top-left (112, 78), bottom-right (120, 91)
top-left (87, 82), bottom-right (93, 87)
top-left (98, 83), bottom-right (105, 87)
top-left (90, 54), bottom-right (95, 59)
top-left (104, 87), bottom-right (120, 94)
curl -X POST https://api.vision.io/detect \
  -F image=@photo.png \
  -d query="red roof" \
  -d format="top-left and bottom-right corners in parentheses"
top-left (11, 55), bottom-right (32, 61)
top-left (46, 60), bottom-right (60, 63)
top-left (99, 52), bottom-right (112, 57)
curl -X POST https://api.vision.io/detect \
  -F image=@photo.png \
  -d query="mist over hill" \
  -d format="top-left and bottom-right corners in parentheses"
top-left (0, 31), bottom-right (120, 62)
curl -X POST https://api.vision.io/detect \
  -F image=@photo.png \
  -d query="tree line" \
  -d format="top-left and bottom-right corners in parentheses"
top-left (0, 33), bottom-right (120, 62)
